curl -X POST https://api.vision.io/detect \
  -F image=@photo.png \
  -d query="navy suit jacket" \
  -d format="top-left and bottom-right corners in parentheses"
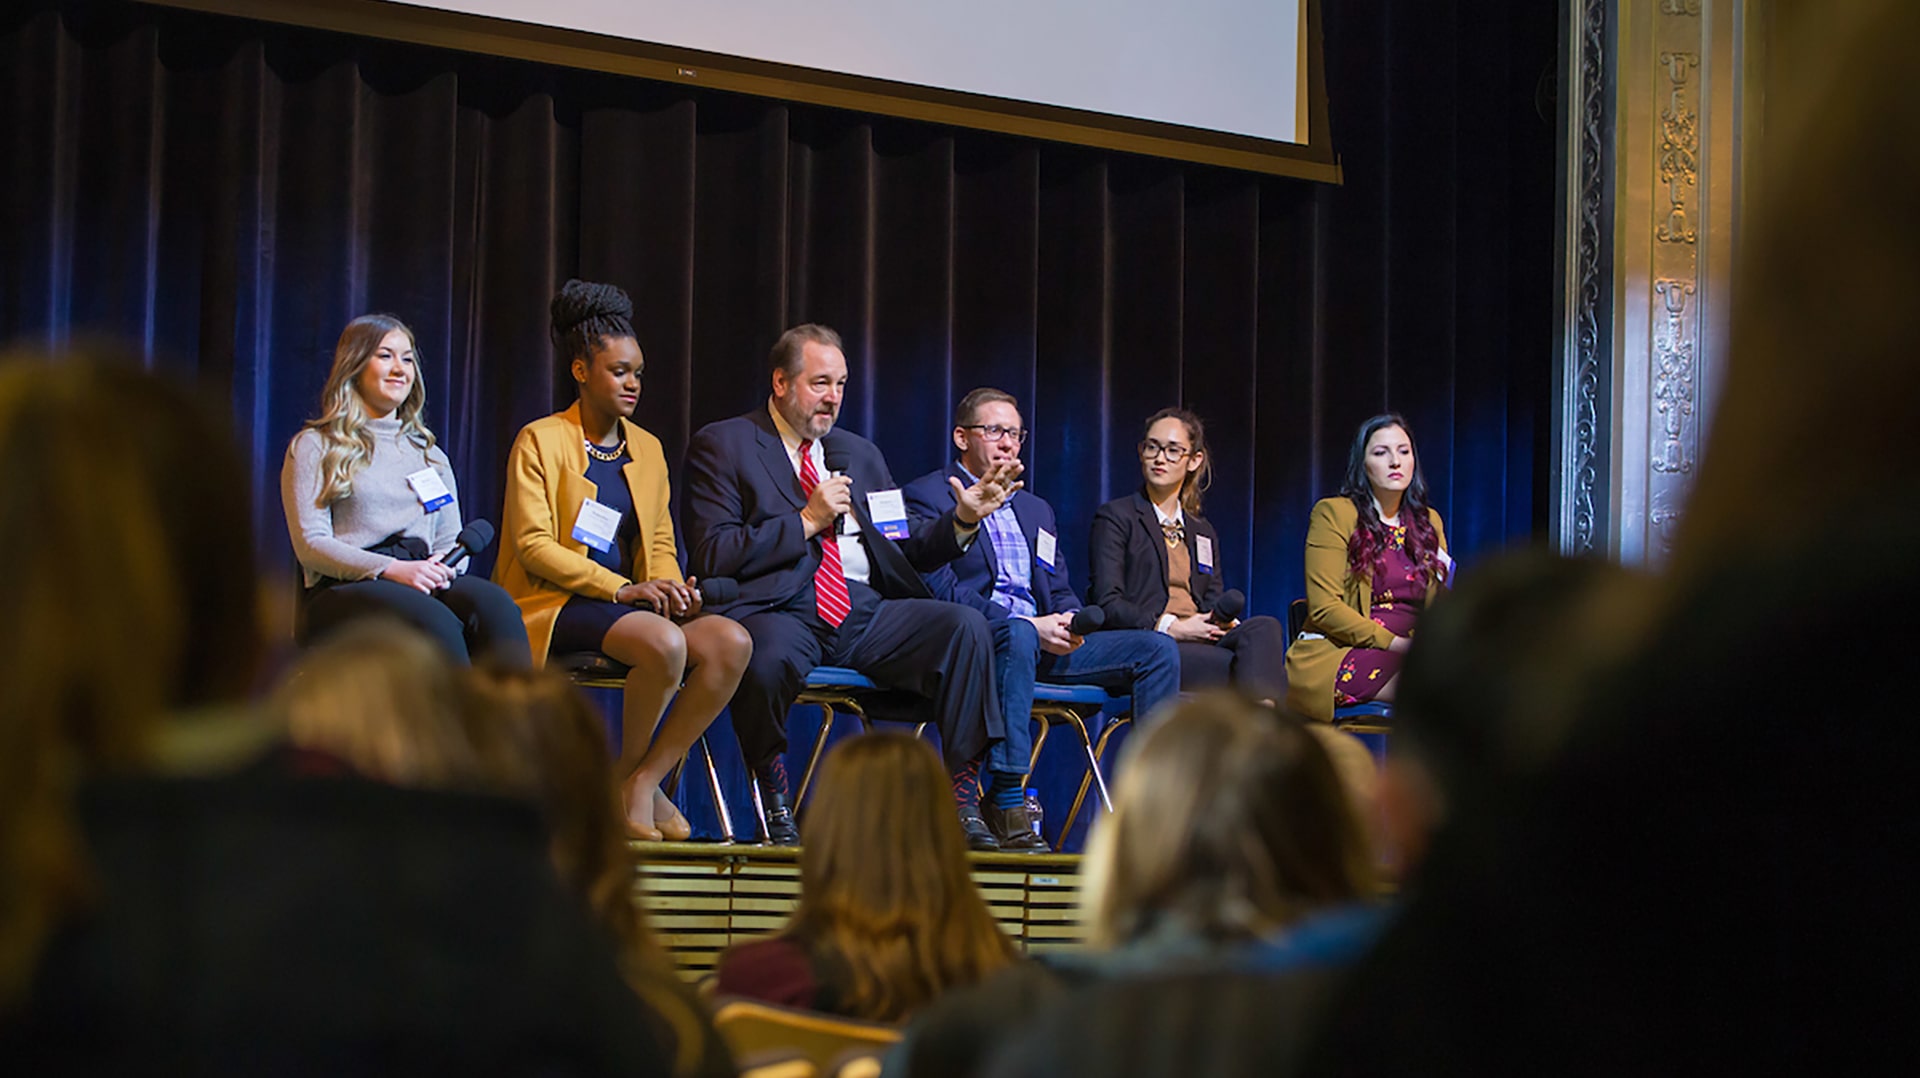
top-left (902, 461), bottom-right (1082, 621)
top-left (682, 407), bottom-right (968, 620)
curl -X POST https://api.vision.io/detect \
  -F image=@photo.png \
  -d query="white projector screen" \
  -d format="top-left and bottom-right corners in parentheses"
top-left (150, 0), bottom-right (1338, 180)
top-left (398, 0), bottom-right (1302, 146)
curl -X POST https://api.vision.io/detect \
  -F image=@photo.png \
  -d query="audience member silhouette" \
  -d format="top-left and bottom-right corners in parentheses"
top-left (0, 355), bottom-right (674, 1076)
top-left (716, 733), bottom-right (1018, 1022)
top-left (888, 692), bottom-right (1372, 1078)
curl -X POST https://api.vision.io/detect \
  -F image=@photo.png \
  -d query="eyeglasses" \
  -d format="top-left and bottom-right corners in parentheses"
top-left (1139, 439), bottom-right (1194, 462)
top-left (962, 424), bottom-right (1029, 445)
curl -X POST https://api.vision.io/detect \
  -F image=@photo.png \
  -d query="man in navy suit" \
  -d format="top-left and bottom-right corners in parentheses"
top-left (903, 388), bottom-right (1180, 850)
top-left (682, 325), bottom-right (1025, 849)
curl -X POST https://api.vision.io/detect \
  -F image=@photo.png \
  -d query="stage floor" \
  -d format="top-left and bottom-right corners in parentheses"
top-left (631, 841), bottom-right (1088, 978)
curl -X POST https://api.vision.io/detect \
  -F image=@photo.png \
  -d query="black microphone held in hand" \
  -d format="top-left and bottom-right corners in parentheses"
top-left (823, 445), bottom-right (852, 535)
top-left (1067, 605), bottom-right (1106, 637)
top-left (1210, 589), bottom-right (1246, 627)
top-left (437, 520), bottom-right (495, 567)
top-left (629, 577), bottom-right (739, 614)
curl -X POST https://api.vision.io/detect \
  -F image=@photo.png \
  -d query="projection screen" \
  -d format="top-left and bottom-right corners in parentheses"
top-left (148, 0), bottom-right (1338, 181)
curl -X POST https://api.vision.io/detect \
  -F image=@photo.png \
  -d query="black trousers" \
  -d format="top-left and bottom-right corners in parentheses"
top-left (304, 575), bottom-right (532, 668)
top-left (730, 584), bottom-right (1000, 776)
top-left (1176, 613), bottom-right (1288, 700)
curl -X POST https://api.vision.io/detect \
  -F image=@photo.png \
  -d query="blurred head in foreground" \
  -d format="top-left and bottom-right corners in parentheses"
top-left (790, 732), bottom-right (1018, 1022)
top-left (0, 351), bottom-right (259, 1006)
top-left (1386, 549), bottom-right (1632, 871)
top-left (1082, 692), bottom-right (1374, 950)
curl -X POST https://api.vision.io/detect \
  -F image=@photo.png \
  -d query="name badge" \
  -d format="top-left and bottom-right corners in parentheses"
top-left (407, 467), bottom-right (454, 513)
top-left (1035, 529), bottom-right (1058, 572)
top-left (1194, 535), bottom-right (1215, 574)
top-left (866, 489), bottom-right (910, 541)
top-left (571, 497), bottom-right (621, 553)
top-left (1436, 547), bottom-right (1456, 586)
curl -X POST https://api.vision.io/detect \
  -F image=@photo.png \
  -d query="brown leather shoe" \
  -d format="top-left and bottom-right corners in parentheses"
top-left (983, 803), bottom-right (1050, 852)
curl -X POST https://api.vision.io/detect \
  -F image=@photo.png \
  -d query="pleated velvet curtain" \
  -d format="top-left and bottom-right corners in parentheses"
top-left (0, 0), bottom-right (1556, 611)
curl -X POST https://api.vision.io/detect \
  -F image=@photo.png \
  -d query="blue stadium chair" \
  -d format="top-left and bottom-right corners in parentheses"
top-left (1027, 682), bottom-right (1126, 847)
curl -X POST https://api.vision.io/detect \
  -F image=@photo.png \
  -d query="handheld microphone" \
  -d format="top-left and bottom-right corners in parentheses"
top-left (438, 520), bottom-right (495, 567)
top-left (629, 577), bottom-right (739, 614)
top-left (823, 445), bottom-right (852, 534)
top-left (1067, 605), bottom-right (1106, 637)
top-left (1210, 589), bottom-right (1246, 627)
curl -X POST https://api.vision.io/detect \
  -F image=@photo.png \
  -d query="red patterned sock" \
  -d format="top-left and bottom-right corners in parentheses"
top-left (950, 757), bottom-right (983, 812)
top-left (756, 755), bottom-right (791, 799)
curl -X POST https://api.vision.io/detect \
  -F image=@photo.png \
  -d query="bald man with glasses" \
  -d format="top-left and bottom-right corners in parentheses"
top-left (903, 388), bottom-right (1179, 851)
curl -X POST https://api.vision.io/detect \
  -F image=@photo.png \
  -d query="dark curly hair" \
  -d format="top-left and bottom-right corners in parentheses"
top-left (548, 278), bottom-right (636, 365)
top-left (1340, 413), bottom-right (1445, 588)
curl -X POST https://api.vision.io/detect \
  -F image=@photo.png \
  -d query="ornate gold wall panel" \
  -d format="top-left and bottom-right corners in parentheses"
top-left (1557, 0), bottom-right (1752, 563)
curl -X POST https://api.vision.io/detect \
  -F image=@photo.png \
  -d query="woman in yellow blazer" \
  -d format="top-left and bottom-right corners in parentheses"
top-left (496, 280), bottom-right (751, 840)
top-left (1285, 414), bottom-right (1451, 722)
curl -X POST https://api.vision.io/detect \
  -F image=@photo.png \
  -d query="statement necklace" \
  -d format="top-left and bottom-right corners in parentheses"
top-left (584, 437), bottom-right (627, 463)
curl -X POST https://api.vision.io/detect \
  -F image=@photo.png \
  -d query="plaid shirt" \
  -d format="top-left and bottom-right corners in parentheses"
top-left (960, 464), bottom-right (1037, 617)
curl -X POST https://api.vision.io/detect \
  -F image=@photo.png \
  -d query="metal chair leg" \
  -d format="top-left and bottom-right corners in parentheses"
top-left (696, 734), bottom-right (736, 843)
top-left (795, 702), bottom-right (839, 807)
top-left (1023, 710), bottom-right (1053, 787)
top-left (748, 781), bottom-right (770, 843)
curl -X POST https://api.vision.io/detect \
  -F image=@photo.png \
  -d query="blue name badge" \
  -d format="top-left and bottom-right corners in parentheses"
top-left (866, 489), bottom-right (911, 541)
top-left (406, 467), bottom-right (454, 513)
top-left (1194, 534), bottom-right (1215, 574)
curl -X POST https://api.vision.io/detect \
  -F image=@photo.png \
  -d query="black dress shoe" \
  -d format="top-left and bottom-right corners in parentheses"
top-left (958, 809), bottom-right (1001, 852)
top-left (983, 804), bottom-right (1050, 853)
top-left (760, 790), bottom-right (801, 846)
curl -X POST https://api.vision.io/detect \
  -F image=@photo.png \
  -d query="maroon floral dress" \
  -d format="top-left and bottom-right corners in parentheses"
top-left (1335, 523), bottom-right (1430, 706)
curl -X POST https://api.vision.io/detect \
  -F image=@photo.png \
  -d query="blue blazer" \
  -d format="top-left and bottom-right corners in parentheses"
top-left (902, 461), bottom-right (1082, 621)
top-left (681, 407), bottom-right (968, 620)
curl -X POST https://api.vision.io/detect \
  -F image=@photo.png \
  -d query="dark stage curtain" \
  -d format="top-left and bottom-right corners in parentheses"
top-left (0, 0), bottom-right (1556, 617)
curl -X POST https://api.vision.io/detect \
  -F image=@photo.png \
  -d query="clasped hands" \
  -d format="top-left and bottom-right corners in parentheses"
top-left (616, 578), bottom-right (704, 618)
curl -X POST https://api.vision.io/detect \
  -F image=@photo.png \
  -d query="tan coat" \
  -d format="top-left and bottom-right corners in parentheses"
top-left (493, 403), bottom-right (682, 666)
top-left (1283, 496), bottom-right (1447, 722)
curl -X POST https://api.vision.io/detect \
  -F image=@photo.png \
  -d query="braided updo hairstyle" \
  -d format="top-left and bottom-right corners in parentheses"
top-left (548, 278), bottom-right (636, 364)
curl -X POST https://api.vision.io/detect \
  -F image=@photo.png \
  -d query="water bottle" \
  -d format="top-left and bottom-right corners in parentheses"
top-left (1023, 788), bottom-right (1045, 839)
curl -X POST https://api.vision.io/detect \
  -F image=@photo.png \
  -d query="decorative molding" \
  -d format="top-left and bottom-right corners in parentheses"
top-left (1651, 278), bottom-right (1696, 476)
top-left (1657, 52), bottom-right (1700, 244)
top-left (1558, 0), bottom-right (1744, 564)
top-left (1557, 0), bottom-right (1610, 555)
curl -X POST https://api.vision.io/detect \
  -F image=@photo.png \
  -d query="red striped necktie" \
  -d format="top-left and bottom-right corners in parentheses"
top-left (798, 439), bottom-right (850, 627)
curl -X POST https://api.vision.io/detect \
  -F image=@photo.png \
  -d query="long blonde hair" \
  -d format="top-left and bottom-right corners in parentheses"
top-left (1081, 693), bottom-right (1374, 949)
top-left (786, 734), bottom-right (1017, 1022)
top-left (305, 314), bottom-right (436, 507)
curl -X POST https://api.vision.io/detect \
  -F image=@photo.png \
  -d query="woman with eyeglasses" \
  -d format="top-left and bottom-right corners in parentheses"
top-left (1087, 408), bottom-right (1287, 704)
top-left (1283, 413), bottom-right (1450, 722)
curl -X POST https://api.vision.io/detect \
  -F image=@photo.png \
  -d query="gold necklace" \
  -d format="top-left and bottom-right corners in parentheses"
top-left (584, 437), bottom-right (627, 462)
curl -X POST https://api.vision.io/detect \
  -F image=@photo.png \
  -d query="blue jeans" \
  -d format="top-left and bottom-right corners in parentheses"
top-left (986, 617), bottom-right (1182, 777)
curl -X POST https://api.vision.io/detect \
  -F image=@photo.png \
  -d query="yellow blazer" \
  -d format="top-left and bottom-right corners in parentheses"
top-left (1283, 495), bottom-right (1447, 722)
top-left (494, 403), bottom-right (683, 666)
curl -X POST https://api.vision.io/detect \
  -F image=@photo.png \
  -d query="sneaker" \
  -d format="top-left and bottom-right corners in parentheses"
top-left (958, 808), bottom-right (1001, 852)
top-left (983, 803), bottom-right (1050, 852)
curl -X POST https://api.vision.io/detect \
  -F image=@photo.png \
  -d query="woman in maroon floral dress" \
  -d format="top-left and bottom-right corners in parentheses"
top-left (1284, 414), bottom-right (1451, 722)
